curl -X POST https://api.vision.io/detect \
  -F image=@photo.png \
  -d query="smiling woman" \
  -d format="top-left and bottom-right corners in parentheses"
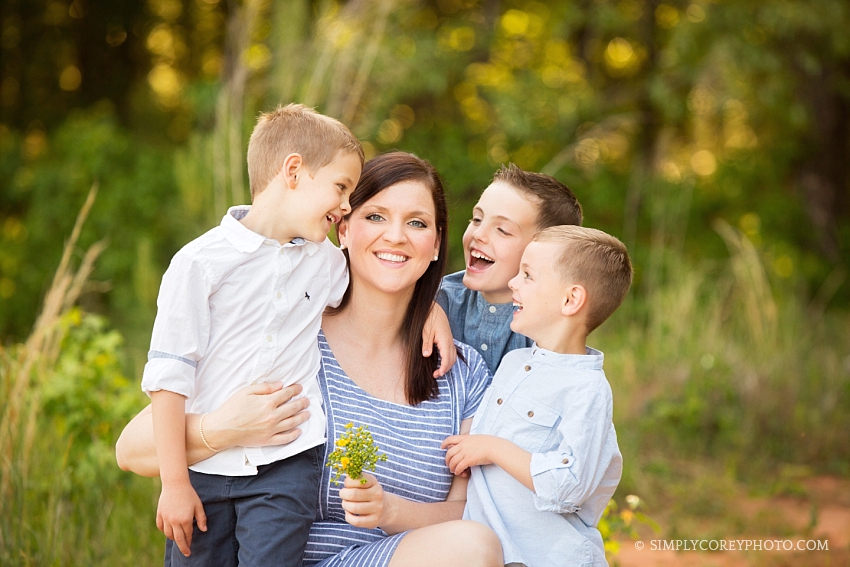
top-left (330, 152), bottom-right (448, 406)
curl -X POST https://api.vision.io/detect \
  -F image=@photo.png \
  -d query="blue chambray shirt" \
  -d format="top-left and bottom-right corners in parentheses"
top-left (464, 345), bottom-right (622, 567)
top-left (436, 271), bottom-right (532, 373)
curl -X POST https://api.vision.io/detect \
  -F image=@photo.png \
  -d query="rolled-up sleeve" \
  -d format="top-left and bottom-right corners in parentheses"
top-left (529, 388), bottom-right (612, 513)
top-left (140, 254), bottom-right (212, 398)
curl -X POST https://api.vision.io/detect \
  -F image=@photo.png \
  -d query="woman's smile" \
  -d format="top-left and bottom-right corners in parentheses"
top-left (374, 250), bottom-right (410, 265)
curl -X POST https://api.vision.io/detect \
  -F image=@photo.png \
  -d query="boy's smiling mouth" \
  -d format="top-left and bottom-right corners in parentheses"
top-left (468, 249), bottom-right (495, 271)
top-left (326, 213), bottom-right (341, 224)
top-left (512, 300), bottom-right (523, 313)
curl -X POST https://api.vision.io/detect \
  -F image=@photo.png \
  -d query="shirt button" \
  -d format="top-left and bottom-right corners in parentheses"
top-left (266, 335), bottom-right (272, 342)
top-left (562, 458), bottom-right (569, 464)
top-left (527, 410), bottom-right (534, 418)
top-left (481, 343), bottom-right (488, 351)
top-left (276, 292), bottom-right (282, 299)
top-left (488, 305), bottom-right (496, 313)
top-left (524, 365), bottom-right (531, 371)
top-left (497, 398), bottom-right (503, 405)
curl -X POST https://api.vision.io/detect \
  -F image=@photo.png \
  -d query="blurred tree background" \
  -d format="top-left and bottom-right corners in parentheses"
top-left (1, 0), bottom-right (849, 564)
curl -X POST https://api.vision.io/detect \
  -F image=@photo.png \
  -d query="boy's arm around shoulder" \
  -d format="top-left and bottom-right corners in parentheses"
top-left (529, 377), bottom-right (619, 514)
top-left (434, 271), bottom-right (467, 325)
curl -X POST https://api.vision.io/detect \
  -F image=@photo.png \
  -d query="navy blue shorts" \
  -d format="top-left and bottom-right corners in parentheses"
top-left (165, 446), bottom-right (322, 567)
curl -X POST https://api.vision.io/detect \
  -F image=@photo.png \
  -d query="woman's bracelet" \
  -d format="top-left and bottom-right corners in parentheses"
top-left (199, 413), bottom-right (220, 453)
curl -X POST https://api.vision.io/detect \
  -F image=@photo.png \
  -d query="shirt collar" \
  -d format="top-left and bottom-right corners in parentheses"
top-left (474, 291), bottom-right (515, 313)
top-left (530, 343), bottom-right (604, 370)
top-left (221, 206), bottom-right (320, 255)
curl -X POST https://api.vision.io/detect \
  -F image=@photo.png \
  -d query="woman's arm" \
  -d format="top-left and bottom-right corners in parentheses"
top-left (337, 418), bottom-right (473, 534)
top-left (115, 382), bottom-right (311, 477)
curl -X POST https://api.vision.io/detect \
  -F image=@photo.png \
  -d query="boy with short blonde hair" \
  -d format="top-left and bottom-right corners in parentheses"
top-left (143, 103), bottom-right (363, 566)
top-left (247, 104), bottom-right (363, 198)
top-left (443, 225), bottom-right (632, 567)
top-left (436, 164), bottom-right (582, 373)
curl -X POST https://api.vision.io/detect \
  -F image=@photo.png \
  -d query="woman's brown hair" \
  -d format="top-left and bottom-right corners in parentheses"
top-left (330, 152), bottom-right (451, 405)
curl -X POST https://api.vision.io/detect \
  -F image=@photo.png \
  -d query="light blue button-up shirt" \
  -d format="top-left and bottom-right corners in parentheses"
top-left (464, 345), bottom-right (622, 567)
top-left (436, 271), bottom-right (532, 373)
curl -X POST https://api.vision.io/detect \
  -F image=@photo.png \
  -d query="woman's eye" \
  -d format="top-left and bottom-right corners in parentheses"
top-left (365, 213), bottom-right (384, 222)
top-left (497, 227), bottom-right (511, 236)
top-left (469, 217), bottom-right (481, 225)
top-left (409, 220), bottom-right (427, 228)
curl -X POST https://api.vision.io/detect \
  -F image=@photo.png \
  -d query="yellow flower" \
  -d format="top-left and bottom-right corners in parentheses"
top-left (336, 437), bottom-right (349, 447)
top-left (340, 457), bottom-right (350, 468)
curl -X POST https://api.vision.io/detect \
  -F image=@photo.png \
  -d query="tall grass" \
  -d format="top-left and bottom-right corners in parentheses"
top-left (601, 221), bottom-right (850, 506)
top-left (0, 186), bottom-right (160, 565)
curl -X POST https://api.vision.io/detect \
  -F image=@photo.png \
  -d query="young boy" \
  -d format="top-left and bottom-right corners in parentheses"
top-left (443, 225), bottom-right (633, 567)
top-left (436, 164), bottom-right (582, 373)
top-left (141, 104), bottom-right (364, 566)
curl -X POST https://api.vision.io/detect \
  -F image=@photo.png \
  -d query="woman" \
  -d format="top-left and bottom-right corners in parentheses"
top-left (116, 152), bottom-right (503, 567)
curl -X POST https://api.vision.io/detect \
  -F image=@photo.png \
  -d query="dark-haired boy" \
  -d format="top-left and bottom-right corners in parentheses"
top-left (443, 225), bottom-right (633, 567)
top-left (436, 164), bottom-right (583, 373)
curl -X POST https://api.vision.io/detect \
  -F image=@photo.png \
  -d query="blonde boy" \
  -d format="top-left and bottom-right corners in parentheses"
top-left (436, 164), bottom-right (582, 373)
top-left (142, 104), bottom-right (362, 566)
top-left (443, 226), bottom-right (633, 567)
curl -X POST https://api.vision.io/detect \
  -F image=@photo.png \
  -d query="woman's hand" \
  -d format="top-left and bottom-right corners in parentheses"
top-left (338, 473), bottom-right (392, 530)
top-left (115, 381), bottom-right (310, 477)
top-left (204, 382), bottom-right (311, 449)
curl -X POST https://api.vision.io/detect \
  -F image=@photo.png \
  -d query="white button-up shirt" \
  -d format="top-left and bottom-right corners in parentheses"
top-left (141, 206), bottom-right (348, 476)
top-left (464, 345), bottom-right (622, 567)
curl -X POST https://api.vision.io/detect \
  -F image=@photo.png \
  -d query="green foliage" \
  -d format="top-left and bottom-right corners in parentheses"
top-left (0, 104), bottom-right (187, 355)
top-left (326, 423), bottom-right (389, 485)
top-left (42, 309), bottom-right (147, 486)
top-left (599, 495), bottom-right (659, 558)
top-left (0, 310), bottom-right (159, 566)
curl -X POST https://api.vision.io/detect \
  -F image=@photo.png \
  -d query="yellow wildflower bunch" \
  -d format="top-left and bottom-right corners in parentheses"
top-left (326, 422), bottom-right (388, 485)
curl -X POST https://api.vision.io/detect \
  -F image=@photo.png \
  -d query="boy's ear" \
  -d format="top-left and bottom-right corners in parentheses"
top-left (281, 153), bottom-right (304, 189)
top-left (561, 284), bottom-right (587, 317)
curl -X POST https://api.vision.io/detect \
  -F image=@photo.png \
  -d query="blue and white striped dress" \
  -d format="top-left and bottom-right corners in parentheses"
top-left (303, 332), bottom-right (492, 567)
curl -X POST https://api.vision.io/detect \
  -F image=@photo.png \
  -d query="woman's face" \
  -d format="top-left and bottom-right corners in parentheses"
top-left (338, 180), bottom-right (440, 298)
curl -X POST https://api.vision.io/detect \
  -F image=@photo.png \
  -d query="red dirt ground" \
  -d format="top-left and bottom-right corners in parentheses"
top-left (613, 476), bottom-right (850, 567)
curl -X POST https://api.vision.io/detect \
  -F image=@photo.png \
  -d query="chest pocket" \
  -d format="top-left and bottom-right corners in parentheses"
top-left (503, 397), bottom-right (561, 453)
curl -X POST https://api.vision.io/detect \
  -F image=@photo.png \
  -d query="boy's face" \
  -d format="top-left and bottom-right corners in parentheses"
top-left (290, 151), bottom-right (362, 242)
top-left (507, 240), bottom-right (566, 341)
top-left (461, 181), bottom-right (540, 304)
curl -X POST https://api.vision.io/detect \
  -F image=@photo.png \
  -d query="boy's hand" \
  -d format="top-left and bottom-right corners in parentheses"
top-left (424, 302), bottom-right (456, 377)
top-left (156, 481), bottom-right (207, 557)
top-left (441, 434), bottom-right (498, 475)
